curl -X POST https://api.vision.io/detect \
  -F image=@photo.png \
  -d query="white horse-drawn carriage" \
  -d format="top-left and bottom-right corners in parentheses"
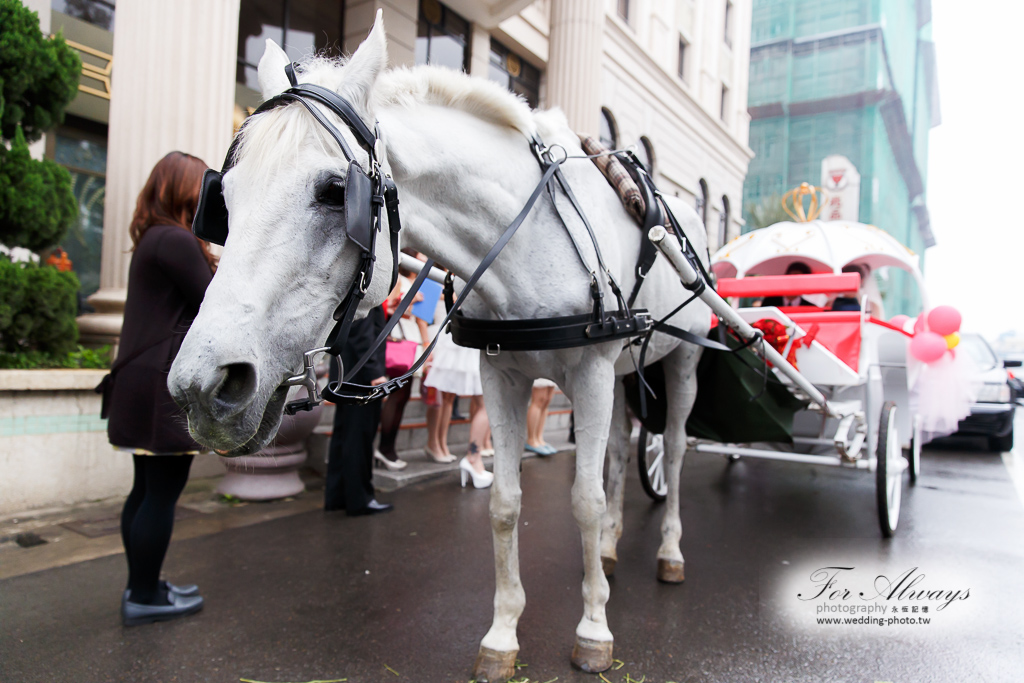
top-left (637, 187), bottom-right (922, 537)
top-left (169, 16), bottom-right (926, 681)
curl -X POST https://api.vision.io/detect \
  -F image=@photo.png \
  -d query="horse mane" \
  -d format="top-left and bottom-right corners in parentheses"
top-left (234, 58), bottom-right (536, 169)
top-left (374, 65), bottom-right (536, 137)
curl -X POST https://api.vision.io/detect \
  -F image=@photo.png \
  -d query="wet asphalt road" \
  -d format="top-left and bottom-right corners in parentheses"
top-left (2, 432), bottom-right (1023, 683)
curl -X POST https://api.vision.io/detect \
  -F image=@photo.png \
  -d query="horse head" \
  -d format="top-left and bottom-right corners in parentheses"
top-left (168, 13), bottom-right (393, 455)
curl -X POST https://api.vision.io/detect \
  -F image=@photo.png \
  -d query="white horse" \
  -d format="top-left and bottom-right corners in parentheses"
top-left (168, 14), bottom-right (709, 681)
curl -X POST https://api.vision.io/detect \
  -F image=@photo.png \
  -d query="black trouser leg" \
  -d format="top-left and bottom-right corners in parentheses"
top-left (378, 381), bottom-right (412, 459)
top-left (125, 454), bottom-right (194, 604)
top-left (325, 401), bottom-right (382, 513)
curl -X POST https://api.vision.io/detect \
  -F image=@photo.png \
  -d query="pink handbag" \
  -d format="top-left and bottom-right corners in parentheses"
top-left (385, 339), bottom-right (418, 379)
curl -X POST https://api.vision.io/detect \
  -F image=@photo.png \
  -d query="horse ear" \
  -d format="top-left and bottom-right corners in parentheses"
top-left (340, 9), bottom-right (388, 115)
top-left (258, 40), bottom-right (291, 100)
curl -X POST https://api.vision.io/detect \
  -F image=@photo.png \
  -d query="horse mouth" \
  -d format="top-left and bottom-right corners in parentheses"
top-left (209, 385), bottom-right (290, 457)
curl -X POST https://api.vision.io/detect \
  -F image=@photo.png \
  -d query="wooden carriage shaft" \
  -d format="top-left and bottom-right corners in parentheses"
top-left (648, 226), bottom-right (840, 420)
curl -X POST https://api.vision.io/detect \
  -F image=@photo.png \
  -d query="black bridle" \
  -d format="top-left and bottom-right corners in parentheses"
top-left (191, 64), bottom-right (406, 411)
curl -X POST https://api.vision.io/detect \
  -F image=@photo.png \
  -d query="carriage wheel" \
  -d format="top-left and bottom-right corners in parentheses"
top-left (907, 415), bottom-right (921, 485)
top-left (876, 401), bottom-right (904, 537)
top-left (637, 427), bottom-right (667, 502)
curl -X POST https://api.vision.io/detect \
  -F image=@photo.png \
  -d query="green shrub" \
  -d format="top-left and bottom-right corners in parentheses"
top-left (0, 0), bottom-right (81, 143)
top-left (0, 344), bottom-right (111, 369)
top-left (0, 256), bottom-right (79, 356)
top-left (0, 126), bottom-right (78, 250)
top-left (0, 0), bottom-right (85, 363)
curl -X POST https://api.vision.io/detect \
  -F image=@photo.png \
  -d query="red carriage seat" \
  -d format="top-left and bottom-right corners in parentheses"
top-left (786, 311), bottom-right (862, 372)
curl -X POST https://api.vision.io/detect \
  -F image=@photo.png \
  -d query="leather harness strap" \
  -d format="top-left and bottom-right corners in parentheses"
top-left (321, 159), bottom-right (567, 404)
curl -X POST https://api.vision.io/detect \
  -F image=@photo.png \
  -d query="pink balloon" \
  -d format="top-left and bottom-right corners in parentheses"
top-left (913, 315), bottom-right (927, 334)
top-left (910, 331), bottom-right (948, 363)
top-left (889, 314), bottom-right (910, 330)
top-left (927, 305), bottom-right (962, 336)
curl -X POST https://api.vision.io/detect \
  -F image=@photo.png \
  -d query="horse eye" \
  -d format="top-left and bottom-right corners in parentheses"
top-left (317, 179), bottom-right (346, 207)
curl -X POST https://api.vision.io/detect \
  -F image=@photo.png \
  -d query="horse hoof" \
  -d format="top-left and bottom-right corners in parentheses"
top-left (571, 636), bottom-right (614, 673)
top-left (657, 558), bottom-right (685, 583)
top-left (472, 646), bottom-right (518, 683)
top-left (601, 555), bottom-right (617, 577)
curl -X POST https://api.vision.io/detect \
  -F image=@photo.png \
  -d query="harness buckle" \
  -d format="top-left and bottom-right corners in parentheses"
top-left (544, 144), bottom-right (568, 165)
top-left (358, 267), bottom-right (372, 294)
top-left (485, 343), bottom-right (501, 356)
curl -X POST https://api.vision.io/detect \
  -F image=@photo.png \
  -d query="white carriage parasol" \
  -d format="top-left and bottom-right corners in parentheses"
top-left (711, 220), bottom-right (923, 280)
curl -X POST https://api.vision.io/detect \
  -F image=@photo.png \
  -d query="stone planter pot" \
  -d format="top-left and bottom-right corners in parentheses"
top-left (215, 401), bottom-right (322, 501)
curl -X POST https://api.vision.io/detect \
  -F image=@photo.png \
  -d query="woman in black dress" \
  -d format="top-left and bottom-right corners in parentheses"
top-left (104, 152), bottom-right (215, 626)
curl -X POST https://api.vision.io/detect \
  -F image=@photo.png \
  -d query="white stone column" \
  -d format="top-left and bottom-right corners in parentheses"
top-left (468, 23), bottom-right (492, 78)
top-left (78, 0), bottom-right (241, 344)
top-left (345, 0), bottom-right (418, 67)
top-left (546, 0), bottom-right (604, 137)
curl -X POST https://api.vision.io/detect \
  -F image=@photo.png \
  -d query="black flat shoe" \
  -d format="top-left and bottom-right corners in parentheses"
top-left (347, 499), bottom-right (394, 516)
top-left (122, 592), bottom-right (204, 627)
top-left (123, 580), bottom-right (199, 602)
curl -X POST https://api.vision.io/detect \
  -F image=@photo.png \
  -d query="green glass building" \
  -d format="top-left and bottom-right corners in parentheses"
top-left (742, 0), bottom-right (939, 315)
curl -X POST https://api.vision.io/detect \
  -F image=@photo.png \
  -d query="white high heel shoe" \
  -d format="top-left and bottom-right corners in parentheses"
top-left (373, 451), bottom-right (408, 471)
top-left (425, 446), bottom-right (456, 464)
top-left (459, 457), bottom-right (494, 489)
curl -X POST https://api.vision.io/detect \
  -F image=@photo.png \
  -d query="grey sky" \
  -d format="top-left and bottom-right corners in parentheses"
top-left (924, 0), bottom-right (1024, 341)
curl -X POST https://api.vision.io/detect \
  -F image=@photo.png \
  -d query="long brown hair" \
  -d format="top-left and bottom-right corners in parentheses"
top-left (129, 151), bottom-right (216, 271)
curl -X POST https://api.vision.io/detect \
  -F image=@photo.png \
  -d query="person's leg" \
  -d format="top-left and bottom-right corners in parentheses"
top-left (466, 395), bottom-right (490, 473)
top-left (438, 391), bottom-right (456, 456)
top-left (527, 386), bottom-right (545, 447)
top-left (120, 455), bottom-right (147, 589)
top-left (325, 405), bottom-right (349, 511)
top-left (378, 381), bottom-right (412, 460)
top-left (326, 402), bottom-right (379, 513)
top-left (345, 400), bottom-right (382, 512)
top-left (451, 396), bottom-right (465, 421)
top-left (426, 402), bottom-right (443, 454)
top-left (536, 386), bottom-right (555, 447)
top-left (126, 454), bottom-right (194, 605)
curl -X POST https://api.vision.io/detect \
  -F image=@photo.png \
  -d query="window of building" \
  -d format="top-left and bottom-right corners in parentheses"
top-left (599, 108), bottom-right (618, 149)
top-left (488, 39), bottom-right (541, 108)
top-left (697, 178), bottom-right (709, 226)
top-left (52, 122), bottom-right (108, 298)
top-left (724, 0), bottom-right (734, 48)
top-left (677, 38), bottom-right (687, 82)
top-left (617, 0), bottom-right (630, 23)
top-left (236, 0), bottom-right (344, 91)
top-left (52, 0), bottom-right (115, 31)
top-left (719, 195), bottom-right (731, 247)
top-left (720, 84), bottom-right (729, 122)
top-left (416, 0), bottom-right (470, 72)
top-left (636, 136), bottom-right (655, 174)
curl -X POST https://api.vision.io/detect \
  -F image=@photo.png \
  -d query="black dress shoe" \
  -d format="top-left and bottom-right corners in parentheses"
top-left (122, 592), bottom-right (204, 627)
top-left (347, 499), bottom-right (394, 516)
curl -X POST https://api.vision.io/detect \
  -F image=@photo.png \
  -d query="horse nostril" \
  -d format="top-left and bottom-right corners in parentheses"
top-left (213, 362), bottom-right (258, 410)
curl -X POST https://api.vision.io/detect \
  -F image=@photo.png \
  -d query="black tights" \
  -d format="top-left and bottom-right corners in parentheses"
top-left (377, 381), bottom-right (412, 459)
top-left (120, 454), bottom-right (193, 604)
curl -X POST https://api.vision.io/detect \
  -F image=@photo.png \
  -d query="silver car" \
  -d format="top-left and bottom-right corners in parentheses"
top-left (956, 333), bottom-right (1015, 451)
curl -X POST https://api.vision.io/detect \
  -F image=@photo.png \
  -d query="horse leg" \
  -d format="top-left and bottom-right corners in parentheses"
top-left (473, 366), bottom-right (532, 683)
top-left (563, 357), bottom-right (616, 673)
top-left (655, 345), bottom-right (701, 583)
top-left (600, 379), bottom-right (631, 577)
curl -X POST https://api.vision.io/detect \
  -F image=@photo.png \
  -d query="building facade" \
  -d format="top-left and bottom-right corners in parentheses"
top-left (741, 0), bottom-right (939, 315)
top-left (8, 0), bottom-right (753, 513)
top-left (32, 0), bottom-right (753, 340)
